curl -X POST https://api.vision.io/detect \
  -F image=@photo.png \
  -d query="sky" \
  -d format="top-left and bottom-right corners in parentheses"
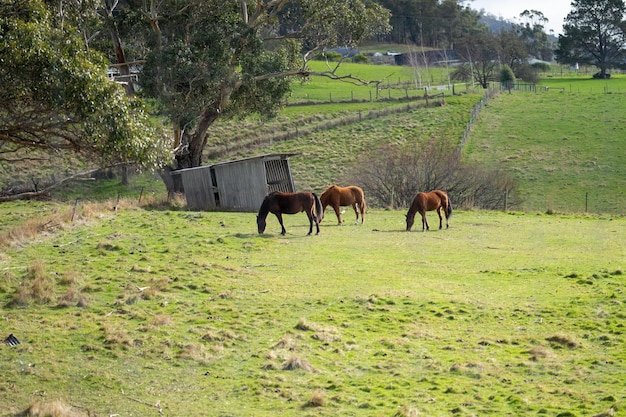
top-left (464, 0), bottom-right (573, 34)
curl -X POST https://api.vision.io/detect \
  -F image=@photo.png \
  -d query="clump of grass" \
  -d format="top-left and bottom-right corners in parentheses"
top-left (282, 356), bottom-right (313, 372)
top-left (546, 334), bottom-right (578, 348)
top-left (57, 283), bottom-right (91, 308)
top-left (8, 261), bottom-right (56, 307)
top-left (273, 334), bottom-right (298, 350)
top-left (0, 210), bottom-right (72, 248)
top-left (22, 399), bottom-right (86, 417)
top-left (528, 345), bottom-right (554, 361)
top-left (102, 323), bottom-right (133, 349)
top-left (295, 318), bottom-right (316, 331)
top-left (305, 389), bottom-right (326, 407)
top-left (150, 313), bottom-right (173, 326)
top-left (394, 406), bottom-right (420, 417)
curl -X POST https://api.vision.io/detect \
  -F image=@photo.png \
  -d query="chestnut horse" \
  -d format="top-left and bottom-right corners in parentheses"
top-left (405, 190), bottom-right (452, 232)
top-left (257, 191), bottom-right (323, 235)
top-left (320, 185), bottom-right (366, 225)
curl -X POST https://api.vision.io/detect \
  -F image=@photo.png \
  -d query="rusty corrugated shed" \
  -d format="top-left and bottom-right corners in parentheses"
top-left (173, 153), bottom-right (297, 211)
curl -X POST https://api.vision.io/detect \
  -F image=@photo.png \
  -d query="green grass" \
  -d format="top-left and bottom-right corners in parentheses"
top-left (0, 205), bottom-right (624, 416)
top-left (464, 90), bottom-right (626, 214)
top-left (540, 73), bottom-right (626, 94)
top-left (289, 61), bottom-right (457, 103)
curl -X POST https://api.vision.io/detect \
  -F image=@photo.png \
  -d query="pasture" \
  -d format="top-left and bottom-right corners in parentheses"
top-left (464, 88), bottom-right (626, 214)
top-left (0, 202), bottom-right (624, 416)
top-left (2, 61), bottom-right (626, 416)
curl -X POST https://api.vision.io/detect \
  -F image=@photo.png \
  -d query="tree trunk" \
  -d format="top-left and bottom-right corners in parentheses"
top-left (163, 107), bottom-right (221, 197)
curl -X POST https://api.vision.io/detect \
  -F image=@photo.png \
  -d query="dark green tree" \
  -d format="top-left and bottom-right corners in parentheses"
top-left (556, 0), bottom-right (626, 78)
top-left (0, 0), bottom-right (171, 199)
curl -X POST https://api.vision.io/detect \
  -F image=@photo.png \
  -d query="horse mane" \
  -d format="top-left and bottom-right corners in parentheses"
top-left (257, 194), bottom-right (272, 218)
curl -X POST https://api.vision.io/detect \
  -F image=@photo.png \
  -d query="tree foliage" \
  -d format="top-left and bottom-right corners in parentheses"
top-left (377, 0), bottom-right (483, 47)
top-left (97, 0), bottom-right (392, 180)
top-left (0, 0), bottom-right (171, 185)
top-left (556, 0), bottom-right (626, 77)
top-left (515, 9), bottom-right (554, 62)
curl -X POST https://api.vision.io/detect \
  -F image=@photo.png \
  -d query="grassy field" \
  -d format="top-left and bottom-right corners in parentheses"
top-left (1, 60), bottom-right (626, 416)
top-left (0, 202), bottom-right (624, 416)
top-left (464, 81), bottom-right (626, 214)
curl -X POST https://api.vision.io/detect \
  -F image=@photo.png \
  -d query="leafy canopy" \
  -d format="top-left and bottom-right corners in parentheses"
top-left (0, 0), bottom-right (171, 170)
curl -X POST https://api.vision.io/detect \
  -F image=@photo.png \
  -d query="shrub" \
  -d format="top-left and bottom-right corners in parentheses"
top-left (352, 53), bottom-right (369, 64)
top-left (531, 62), bottom-right (551, 72)
top-left (514, 64), bottom-right (539, 83)
top-left (344, 139), bottom-right (517, 210)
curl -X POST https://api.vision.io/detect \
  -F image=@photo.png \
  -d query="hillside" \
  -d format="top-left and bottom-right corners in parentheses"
top-left (464, 84), bottom-right (626, 214)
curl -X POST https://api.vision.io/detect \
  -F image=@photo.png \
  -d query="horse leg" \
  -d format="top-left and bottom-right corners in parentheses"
top-left (332, 204), bottom-right (342, 225)
top-left (274, 213), bottom-right (286, 235)
top-left (437, 207), bottom-right (443, 230)
top-left (313, 211), bottom-right (320, 235)
top-left (421, 212), bottom-right (429, 232)
top-left (306, 210), bottom-right (319, 235)
top-left (352, 203), bottom-right (359, 225)
top-left (360, 202), bottom-right (365, 224)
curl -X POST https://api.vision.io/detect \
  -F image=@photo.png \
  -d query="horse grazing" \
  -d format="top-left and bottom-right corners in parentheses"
top-left (257, 191), bottom-right (323, 236)
top-left (320, 185), bottom-right (366, 225)
top-left (405, 190), bottom-right (453, 232)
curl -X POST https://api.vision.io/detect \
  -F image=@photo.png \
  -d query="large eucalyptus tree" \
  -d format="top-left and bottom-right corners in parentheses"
top-left (106, 0), bottom-right (389, 194)
top-left (0, 0), bottom-right (171, 199)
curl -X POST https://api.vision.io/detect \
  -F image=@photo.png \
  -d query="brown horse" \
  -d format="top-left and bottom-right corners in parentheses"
top-left (320, 185), bottom-right (366, 225)
top-left (405, 190), bottom-right (452, 232)
top-left (257, 191), bottom-right (323, 235)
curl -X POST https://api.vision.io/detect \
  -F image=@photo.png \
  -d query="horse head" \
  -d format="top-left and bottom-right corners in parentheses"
top-left (405, 213), bottom-right (414, 231)
top-left (256, 214), bottom-right (266, 234)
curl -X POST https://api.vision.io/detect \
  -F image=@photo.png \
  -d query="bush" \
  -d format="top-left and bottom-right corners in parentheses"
top-left (514, 64), bottom-right (539, 83)
top-left (531, 62), bottom-right (551, 72)
top-left (344, 139), bottom-right (517, 210)
top-left (352, 53), bottom-right (369, 64)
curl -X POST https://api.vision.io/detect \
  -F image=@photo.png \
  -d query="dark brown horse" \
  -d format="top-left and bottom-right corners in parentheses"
top-left (320, 185), bottom-right (366, 225)
top-left (257, 191), bottom-right (323, 235)
top-left (406, 190), bottom-right (452, 232)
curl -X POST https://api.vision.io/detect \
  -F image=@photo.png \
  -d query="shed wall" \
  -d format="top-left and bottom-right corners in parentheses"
top-left (175, 154), bottom-right (296, 212)
top-left (179, 166), bottom-right (216, 210)
top-left (213, 159), bottom-right (267, 211)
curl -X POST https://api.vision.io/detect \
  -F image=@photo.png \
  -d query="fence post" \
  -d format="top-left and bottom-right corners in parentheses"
top-left (71, 198), bottom-right (79, 222)
top-left (585, 192), bottom-right (588, 212)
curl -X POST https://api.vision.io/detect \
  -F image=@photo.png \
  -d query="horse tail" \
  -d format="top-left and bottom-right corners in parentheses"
top-left (446, 193), bottom-right (453, 218)
top-left (312, 192), bottom-right (323, 223)
top-left (359, 188), bottom-right (367, 213)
